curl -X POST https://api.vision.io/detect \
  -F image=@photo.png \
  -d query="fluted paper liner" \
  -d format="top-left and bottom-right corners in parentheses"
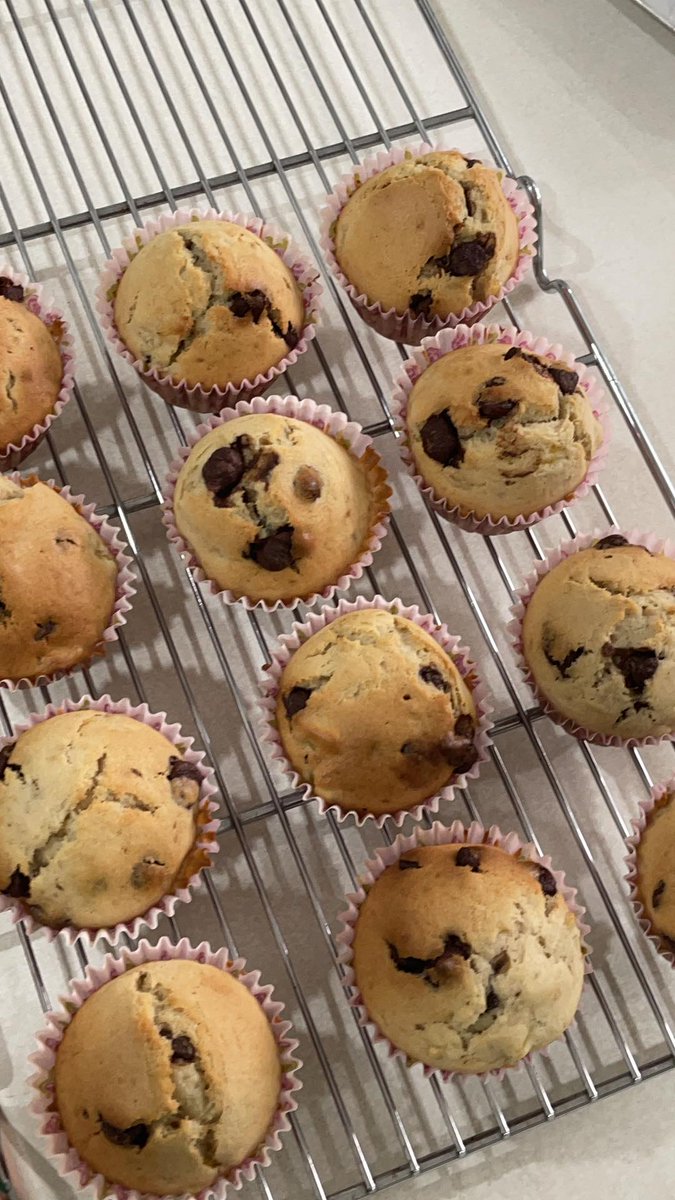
top-left (0, 695), bottom-right (219, 946)
top-left (0, 474), bottom-right (136, 690)
top-left (508, 527), bottom-right (675, 746)
top-left (0, 264), bottom-right (75, 470)
top-left (319, 142), bottom-right (537, 345)
top-left (96, 208), bottom-right (322, 413)
top-left (391, 322), bottom-right (610, 534)
top-left (253, 594), bottom-right (493, 826)
top-left (28, 937), bottom-right (302, 1200)
top-left (162, 394), bottom-right (392, 612)
top-left (336, 819), bottom-right (592, 1081)
top-left (625, 775), bottom-right (675, 966)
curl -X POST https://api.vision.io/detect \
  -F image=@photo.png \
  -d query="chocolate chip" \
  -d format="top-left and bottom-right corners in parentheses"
top-left (484, 987), bottom-right (500, 1011)
top-left (388, 943), bottom-right (435, 975)
top-left (442, 732), bottom-right (479, 775)
top-left (34, 620), bottom-right (56, 641)
top-left (0, 598), bottom-right (9, 623)
top-left (3, 868), bottom-right (30, 899)
top-left (549, 366), bottom-right (579, 395)
top-left (247, 524), bottom-right (295, 571)
top-left (484, 376), bottom-right (506, 387)
top-left (399, 858), bottom-right (422, 870)
top-left (447, 233), bottom-right (495, 276)
top-left (283, 686), bottom-right (312, 718)
top-left (455, 847), bottom-right (481, 871)
top-left (462, 183), bottom-right (475, 217)
top-left (419, 664), bottom-right (450, 692)
top-left (294, 466), bottom-right (322, 501)
top-left (477, 396), bottom-right (518, 423)
top-left (594, 535), bottom-right (629, 550)
top-left (409, 290), bottom-right (433, 317)
top-left (167, 757), bottom-right (202, 785)
top-left (503, 346), bottom-right (521, 361)
top-left (520, 350), bottom-right (552, 378)
top-left (538, 867), bottom-right (557, 897)
top-left (0, 277), bottom-right (24, 302)
top-left (443, 933), bottom-right (472, 959)
top-left (0, 744), bottom-right (15, 781)
top-left (170, 1035), bottom-right (196, 1064)
top-left (463, 157), bottom-right (481, 168)
top-left (544, 644), bottom-right (585, 679)
top-left (159, 1026), bottom-right (172, 1039)
top-left (248, 449), bottom-right (279, 484)
top-left (652, 879), bottom-right (666, 909)
top-left (229, 289), bottom-right (268, 323)
top-left (491, 950), bottom-right (510, 974)
top-left (420, 410), bottom-right (464, 467)
top-left (603, 645), bottom-right (659, 694)
top-left (454, 714), bottom-right (475, 739)
top-left (100, 1117), bottom-right (150, 1150)
top-left (284, 322), bottom-right (300, 350)
top-left (202, 443), bottom-right (246, 504)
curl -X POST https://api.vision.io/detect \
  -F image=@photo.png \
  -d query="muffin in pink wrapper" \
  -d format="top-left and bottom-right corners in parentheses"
top-left (625, 775), bottom-right (675, 966)
top-left (162, 394), bottom-right (392, 613)
top-left (96, 208), bottom-right (322, 413)
top-left (391, 321), bottom-right (610, 534)
top-left (508, 528), bottom-right (675, 746)
top-left (0, 265), bottom-right (75, 470)
top-left (28, 936), bottom-right (302, 1200)
top-left (336, 819), bottom-right (591, 1081)
top-left (319, 142), bottom-right (536, 345)
top-left (0, 694), bottom-right (220, 947)
top-left (0, 473), bottom-right (136, 690)
top-left (253, 594), bottom-right (493, 827)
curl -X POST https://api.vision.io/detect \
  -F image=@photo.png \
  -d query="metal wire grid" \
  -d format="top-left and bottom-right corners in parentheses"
top-left (0, 2), bottom-right (674, 1198)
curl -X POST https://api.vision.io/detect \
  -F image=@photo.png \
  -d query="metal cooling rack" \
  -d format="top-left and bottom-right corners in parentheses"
top-left (1, 3), bottom-right (674, 1198)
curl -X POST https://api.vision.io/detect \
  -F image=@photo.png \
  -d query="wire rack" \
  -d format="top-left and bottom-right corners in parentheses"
top-left (1, 2), bottom-right (674, 1198)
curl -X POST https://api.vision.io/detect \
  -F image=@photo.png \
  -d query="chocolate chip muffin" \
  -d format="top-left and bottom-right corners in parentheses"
top-left (0, 277), bottom-right (64, 455)
top-left (54, 959), bottom-right (281, 1195)
top-left (352, 842), bottom-right (585, 1073)
top-left (113, 219), bottom-right (305, 389)
top-left (275, 609), bottom-right (480, 816)
top-left (172, 412), bottom-right (388, 604)
top-left (634, 787), bottom-right (675, 954)
top-left (521, 536), bottom-right (675, 740)
top-left (334, 151), bottom-right (519, 319)
top-left (0, 710), bottom-right (208, 930)
top-left (406, 341), bottom-right (603, 521)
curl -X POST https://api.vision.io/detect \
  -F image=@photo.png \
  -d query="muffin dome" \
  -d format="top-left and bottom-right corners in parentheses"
top-left (0, 477), bottom-right (117, 683)
top-left (113, 219), bottom-right (305, 389)
top-left (352, 842), bottom-right (585, 1073)
top-left (406, 341), bottom-right (603, 520)
top-left (0, 282), bottom-right (63, 453)
top-left (54, 959), bottom-right (281, 1196)
top-left (275, 609), bottom-right (479, 816)
top-left (522, 536), bottom-right (675, 739)
top-left (334, 150), bottom-right (519, 319)
top-left (0, 710), bottom-right (207, 930)
top-left (634, 787), bottom-right (675, 953)
top-left (173, 412), bottom-right (388, 604)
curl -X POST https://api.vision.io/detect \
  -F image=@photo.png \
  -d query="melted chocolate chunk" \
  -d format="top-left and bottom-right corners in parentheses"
top-left (548, 366), bottom-right (579, 395)
top-left (485, 987), bottom-right (500, 1011)
top-left (544, 644), bottom-right (585, 679)
top-left (283, 686), bottom-right (312, 718)
top-left (167, 757), bottom-right (202, 785)
top-left (399, 858), bottom-right (422, 870)
top-left (410, 290), bottom-right (433, 317)
top-left (388, 943), bottom-right (435, 975)
top-left (652, 879), bottom-right (666, 909)
top-left (0, 744), bottom-right (15, 781)
top-left (420, 410), bottom-right (464, 467)
top-left (484, 376), bottom-right (506, 387)
top-left (463, 157), bottom-right (481, 168)
top-left (247, 524), bottom-right (295, 571)
top-left (503, 346), bottom-right (521, 361)
top-left (283, 322), bottom-right (300, 350)
top-left (477, 396), bottom-right (518, 423)
top-left (293, 466), bottom-right (322, 501)
top-left (419, 664), bottom-right (450, 692)
top-left (443, 933), bottom-right (472, 959)
top-left (100, 1118), bottom-right (150, 1150)
top-left (594, 535), bottom-right (629, 550)
top-left (491, 950), bottom-right (510, 974)
top-left (34, 620), bottom-right (57, 641)
top-left (603, 645), bottom-right (659, 694)
top-left (443, 731), bottom-right (478, 775)
top-left (454, 714), bottom-right (475, 739)
top-left (455, 846), bottom-right (481, 871)
top-left (202, 442), bottom-right (246, 505)
top-left (447, 233), bottom-right (495, 276)
top-left (229, 289), bottom-right (268, 323)
top-left (0, 277), bottom-right (24, 302)
top-left (538, 867), bottom-right (557, 897)
top-left (248, 449), bottom-right (279, 484)
top-left (462, 183), bottom-right (475, 217)
top-left (170, 1035), bottom-right (196, 1064)
top-left (3, 868), bottom-right (30, 899)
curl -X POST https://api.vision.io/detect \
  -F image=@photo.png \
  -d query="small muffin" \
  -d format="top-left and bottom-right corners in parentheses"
top-left (275, 609), bottom-right (479, 816)
top-left (114, 219), bottom-right (305, 389)
top-left (406, 341), bottom-right (603, 521)
top-left (172, 412), bottom-right (388, 604)
top-left (334, 150), bottom-right (519, 319)
top-left (634, 787), bottom-right (675, 955)
top-left (0, 277), bottom-right (63, 454)
top-left (0, 710), bottom-right (208, 930)
top-left (0, 477), bottom-right (117, 683)
top-left (521, 535), bottom-right (675, 740)
top-left (352, 842), bottom-right (585, 1073)
top-left (54, 959), bottom-right (281, 1196)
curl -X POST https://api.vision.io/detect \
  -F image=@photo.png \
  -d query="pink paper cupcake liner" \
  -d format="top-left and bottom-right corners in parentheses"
top-left (508, 527), bottom-right (675, 746)
top-left (253, 594), bottom-right (494, 827)
top-left (0, 265), bottom-right (75, 470)
top-left (96, 208), bottom-right (322, 413)
top-left (28, 936), bottom-right (302, 1200)
top-left (625, 774), bottom-right (675, 966)
top-left (336, 819), bottom-right (592, 1082)
top-left (1, 474), bottom-right (136, 690)
top-left (319, 142), bottom-right (537, 345)
top-left (0, 694), bottom-right (220, 947)
top-left (391, 321), bottom-right (610, 534)
top-left (162, 394), bottom-right (392, 612)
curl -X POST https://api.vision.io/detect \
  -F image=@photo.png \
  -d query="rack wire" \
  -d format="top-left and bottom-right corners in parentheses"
top-left (0, 3), bottom-right (674, 1198)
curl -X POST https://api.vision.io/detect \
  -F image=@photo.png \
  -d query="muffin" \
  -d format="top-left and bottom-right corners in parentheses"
top-left (0, 276), bottom-right (64, 455)
top-left (405, 340), bottom-right (603, 521)
top-left (171, 411), bottom-right (389, 604)
top-left (54, 959), bottom-right (281, 1196)
top-left (334, 150), bottom-right (519, 320)
top-left (0, 477), bottom-right (117, 683)
top-left (521, 535), bottom-right (675, 740)
top-left (275, 609), bottom-right (480, 816)
top-left (632, 786), bottom-right (675, 954)
top-left (0, 710), bottom-right (209, 930)
top-left (113, 219), bottom-right (305, 390)
top-left (351, 841), bottom-right (585, 1073)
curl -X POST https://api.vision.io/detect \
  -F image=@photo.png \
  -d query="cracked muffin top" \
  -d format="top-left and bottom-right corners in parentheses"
top-left (0, 476), bottom-right (117, 683)
top-left (54, 959), bottom-right (281, 1195)
top-left (0, 279), bottom-right (63, 452)
top-left (634, 787), bottom-right (675, 953)
top-left (113, 219), bottom-right (305, 389)
top-left (352, 842), bottom-right (585, 1074)
top-left (0, 710), bottom-right (208, 930)
top-left (522, 536), bottom-right (675, 739)
top-left (275, 609), bottom-right (479, 816)
top-left (173, 412), bottom-right (389, 604)
top-left (406, 341), bottom-right (603, 520)
top-left (334, 150), bottom-right (519, 319)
